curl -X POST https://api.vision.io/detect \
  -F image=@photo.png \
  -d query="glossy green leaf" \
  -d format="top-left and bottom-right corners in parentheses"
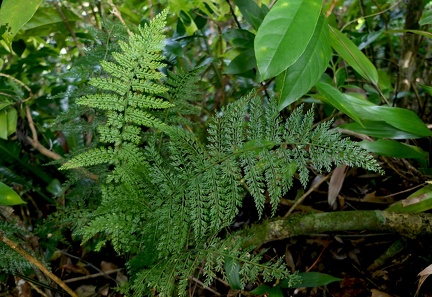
top-left (280, 272), bottom-right (341, 288)
top-left (0, 0), bottom-right (43, 49)
top-left (359, 105), bottom-right (432, 138)
top-left (359, 139), bottom-right (428, 167)
top-left (0, 109), bottom-right (8, 140)
top-left (420, 9), bottom-right (432, 26)
top-left (329, 26), bottom-right (379, 85)
top-left (340, 121), bottom-right (421, 139)
top-left (255, 0), bottom-right (322, 80)
top-left (6, 107), bottom-right (17, 136)
top-left (387, 29), bottom-right (432, 39)
top-left (251, 285), bottom-right (284, 297)
top-left (46, 179), bottom-right (62, 197)
top-left (317, 87), bottom-right (432, 138)
top-left (225, 48), bottom-right (256, 74)
top-left (0, 181), bottom-right (26, 205)
top-left (222, 29), bottom-right (255, 49)
top-left (224, 257), bottom-right (242, 290)
top-left (386, 186), bottom-right (432, 213)
top-left (0, 102), bottom-right (14, 110)
top-left (418, 83), bottom-right (432, 96)
top-left (21, 7), bottom-right (80, 31)
top-left (277, 15), bottom-right (331, 110)
top-left (233, 0), bottom-right (268, 30)
top-left (315, 81), bottom-right (364, 124)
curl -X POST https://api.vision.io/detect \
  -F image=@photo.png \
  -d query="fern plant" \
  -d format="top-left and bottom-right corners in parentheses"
top-left (58, 10), bottom-right (382, 296)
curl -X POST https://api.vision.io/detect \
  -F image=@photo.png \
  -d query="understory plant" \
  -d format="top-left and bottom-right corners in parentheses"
top-left (54, 10), bottom-right (382, 296)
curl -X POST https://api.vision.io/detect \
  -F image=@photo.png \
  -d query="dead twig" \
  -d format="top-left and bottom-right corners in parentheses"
top-left (0, 231), bottom-right (78, 297)
top-left (284, 172), bottom-right (333, 218)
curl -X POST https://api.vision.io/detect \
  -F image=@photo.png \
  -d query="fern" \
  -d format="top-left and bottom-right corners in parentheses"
top-left (57, 10), bottom-right (383, 296)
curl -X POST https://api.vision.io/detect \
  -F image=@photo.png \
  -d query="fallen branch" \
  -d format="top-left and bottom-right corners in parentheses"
top-left (242, 210), bottom-right (432, 247)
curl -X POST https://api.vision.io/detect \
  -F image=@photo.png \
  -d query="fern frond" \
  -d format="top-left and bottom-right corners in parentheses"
top-left (60, 147), bottom-right (115, 169)
top-left (78, 94), bottom-right (125, 111)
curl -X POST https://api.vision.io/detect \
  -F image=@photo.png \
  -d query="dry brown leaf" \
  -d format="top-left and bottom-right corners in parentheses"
top-left (328, 164), bottom-right (348, 209)
top-left (362, 191), bottom-right (395, 204)
top-left (101, 261), bottom-right (118, 273)
top-left (371, 288), bottom-right (393, 297)
top-left (416, 263), bottom-right (432, 295)
top-left (401, 193), bottom-right (428, 207)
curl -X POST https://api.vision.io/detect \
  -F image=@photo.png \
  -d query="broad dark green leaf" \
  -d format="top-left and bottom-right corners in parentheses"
top-left (317, 86), bottom-right (432, 138)
top-left (233, 0), bottom-right (268, 30)
top-left (387, 29), bottom-right (432, 39)
top-left (359, 139), bottom-right (428, 167)
top-left (359, 105), bottom-right (432, 138)
top-left (21, 7), bottom-right (80, 31)
top-left (329, 26), bottom-right (379, 85)
top-left (0, 102), bottom-right (14, 110)
top-left (418, 83), bottom-right (432, 96)
top-left (225, 48), bottom-right (256, 74)
top-left (277, 15), bottom-right (331, 110)
top-left (222, 29), bottom-right (255, 49)
top-left (420, 9), bottom-right (432, 26)
top-left (340, 121), bottom-right (421, 139)
top-left (280, 272), bottom-right (341, 288)
top-left (224, 257), bottom-right (242, 290)
top-left (6, 107), bottom-right (17, 136)
top-left (250, 284), bottom-right (284, 297)
top-left (255, 0), bottom-right (322, 80)
top-left (315, 81), bottom-right (364, 124)
top-left (386, 186), bottom-right (432, 213)
top-left (0, 109), bottom-right (8, 139)
top-left (0, 0), bottom-right (43, 49)
top-left (0, 181), bottom-right (26, 205)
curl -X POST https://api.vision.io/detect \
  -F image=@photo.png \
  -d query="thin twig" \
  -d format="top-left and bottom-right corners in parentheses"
top-left (341, 0), bottom-right (402, 31)
top-left (63, 269), bottom-right (122, 283)
top-left (25, 106), bottom-right (99, 180)
top-left (0, 231), bottom-right (78, 297)
top-left (0, 73), bottom-right (33, 103)
top-left (107, 0), bottom-right (132, 36)
top-left (191, 277), bottom-right (222, 296)
top-left (284, 172), bottom-right (333, 218)
top-left (53, 0), bottom-right (83, 55)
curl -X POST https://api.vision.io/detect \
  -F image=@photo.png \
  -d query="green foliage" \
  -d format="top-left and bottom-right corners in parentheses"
top-left (54, 9), bottom-right (382, 296)
top-left (0, 221), bottom-right (36, 273)
top-left (4, 0), bottom-right (432, 296)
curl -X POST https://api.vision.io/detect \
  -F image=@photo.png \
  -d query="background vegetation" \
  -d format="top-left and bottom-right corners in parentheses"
top-left (1, 0), bottom-right (432, 296)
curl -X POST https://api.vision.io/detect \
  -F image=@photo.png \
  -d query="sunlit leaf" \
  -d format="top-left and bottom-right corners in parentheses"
top-left (277, 14), bottom-right (331, 110)
top-left (0, 181), bottom-right (26, 205)
top-left (255, 0), bottom-right (322, 80)
top-left (0, 0), bottom-right (43, 50)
